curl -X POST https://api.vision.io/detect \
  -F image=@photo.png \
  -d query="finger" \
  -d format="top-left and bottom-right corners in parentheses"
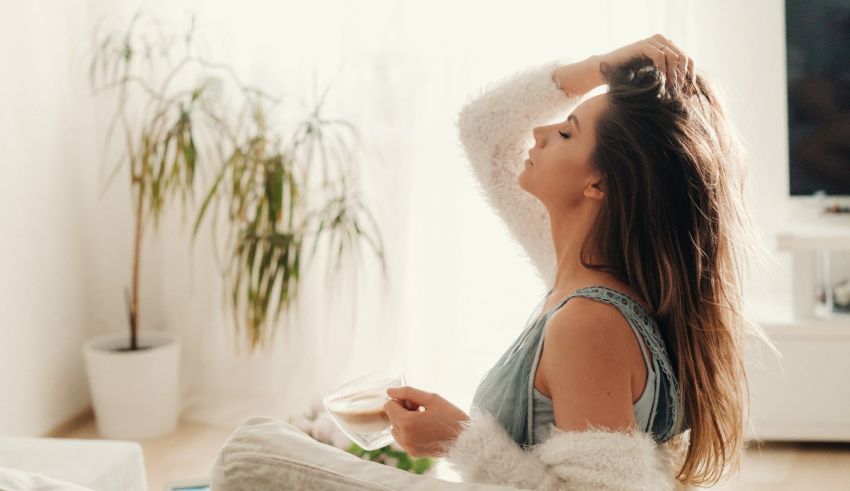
top-left (654, 45), bottom-right (678, 87)
top-left (663, 49), bottom-right (678, 87)
top-left (382, 398), bottom-right (409, 422)
top-left (688, 58), bottom-right (696, 86)
top-left (387, 385), bottom-right (435, 407)
top-left (402, 400), bottom-right (420, 411)
top-left (390, 425), bottom-right (409, 450)
top-left (645, 43), bottom-right (667, 81)
top-left (652, 51), bottom-right (667, 81)
top-left (664, 39), bottom-right (688, 86)
top-left (647, 38), bottom-right (665, 50)
top-left (388, 395), bottom-right (420, 412)
top-left (684, 58), bottom-right (695, 90)
top-left (648, 39), bottom-right (677, 88)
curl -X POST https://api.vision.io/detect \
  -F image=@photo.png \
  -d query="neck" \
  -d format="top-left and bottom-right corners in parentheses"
top-left (548, 204), bottom-right (610, 292)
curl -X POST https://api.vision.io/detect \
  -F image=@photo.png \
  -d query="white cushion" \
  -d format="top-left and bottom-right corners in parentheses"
top-left (0, 436), bottom-right (146, 491)
top-left (211, 416), bottom-right (520, 490)
top-left (0, 466), bottom-right (94, 490)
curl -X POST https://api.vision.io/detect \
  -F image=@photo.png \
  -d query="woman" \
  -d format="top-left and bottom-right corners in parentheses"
top-left (383, 34), bottom-right (777, 489)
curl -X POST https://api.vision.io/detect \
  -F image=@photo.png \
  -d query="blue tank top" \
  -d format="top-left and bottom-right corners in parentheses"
top-left (470, 285), bottom-right (683, 448)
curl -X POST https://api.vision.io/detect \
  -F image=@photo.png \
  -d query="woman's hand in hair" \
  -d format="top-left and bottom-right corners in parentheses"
top-left (598, 34), bottom-right (695, 89)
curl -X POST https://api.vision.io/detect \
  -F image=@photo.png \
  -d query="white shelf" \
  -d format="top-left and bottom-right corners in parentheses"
top-left (776, 221), bottom-right (850, 251)
top-left (761, 315), bottom-right (850, 337)
top-left (745, 322), bottom-right (850, 442)
top-left (746, 220), bottom-right (850, 442)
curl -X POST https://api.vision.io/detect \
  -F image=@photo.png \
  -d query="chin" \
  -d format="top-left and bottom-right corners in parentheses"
top-left (517, 172), bottom-right (534, 195)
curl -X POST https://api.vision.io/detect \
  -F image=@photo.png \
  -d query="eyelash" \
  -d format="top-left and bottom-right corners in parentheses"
top-left (558, 130), bottom-right (571, 139)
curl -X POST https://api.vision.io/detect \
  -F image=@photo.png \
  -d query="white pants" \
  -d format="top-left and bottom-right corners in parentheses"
top-left (209, 416), bottom-right (519, 490)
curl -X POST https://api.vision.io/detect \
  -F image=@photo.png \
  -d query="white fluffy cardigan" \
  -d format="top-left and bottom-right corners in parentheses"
top-left (440, 59), bottom-right (686, 491)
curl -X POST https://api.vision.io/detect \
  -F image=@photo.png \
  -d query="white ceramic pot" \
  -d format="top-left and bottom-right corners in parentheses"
top-left (82, 330), bottom-right (181, 440)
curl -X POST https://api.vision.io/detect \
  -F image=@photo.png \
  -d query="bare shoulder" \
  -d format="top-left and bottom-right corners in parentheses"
top-left (545, 296), bottom-right (639, 366)
top-left (540, 296), bottom-right (640, 432)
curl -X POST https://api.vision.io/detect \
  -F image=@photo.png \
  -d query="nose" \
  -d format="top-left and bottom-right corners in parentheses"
top-left (532, 125), bottom-right (545, 147)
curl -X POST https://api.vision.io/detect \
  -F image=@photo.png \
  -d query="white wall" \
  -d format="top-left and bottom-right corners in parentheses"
top-left (0, 2), bottom-right (101, 436)
top-left (690, 1), bottom-right (795, 317)
top-left (0, 0), bottom-right (801, 436)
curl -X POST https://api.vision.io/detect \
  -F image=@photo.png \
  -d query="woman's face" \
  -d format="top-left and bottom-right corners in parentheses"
top-left (519, 93), bottom-right (609, 210)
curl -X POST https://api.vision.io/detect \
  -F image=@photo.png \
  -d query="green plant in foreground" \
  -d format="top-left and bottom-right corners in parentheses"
top-left (347, 441), bottom-right (436, 475)
top-left (289, 401), bottom-right (436, 476)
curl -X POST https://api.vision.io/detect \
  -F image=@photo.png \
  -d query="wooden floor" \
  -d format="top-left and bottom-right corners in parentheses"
top-left (708, 440), bottom-right (850, 490)
top-left (59, 415), bottom-right (850, 490)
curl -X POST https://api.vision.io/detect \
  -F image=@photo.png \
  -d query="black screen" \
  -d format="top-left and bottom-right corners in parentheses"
top-left (786, 0), bottom-right (850, 196)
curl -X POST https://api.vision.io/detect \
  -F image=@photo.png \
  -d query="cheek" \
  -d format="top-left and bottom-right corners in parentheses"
top-left (547, 162), bottom-right (587, 200)
top-left (545, 156), bottom-right (579, 182)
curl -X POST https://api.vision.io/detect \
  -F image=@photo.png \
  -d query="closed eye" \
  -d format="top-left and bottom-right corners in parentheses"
top-left (558, 131), bottom-right (571, 139)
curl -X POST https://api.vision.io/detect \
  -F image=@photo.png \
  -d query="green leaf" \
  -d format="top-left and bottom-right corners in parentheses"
top-left (185, 130), bottom-right (197, 185)
top-left (271, 237), bottom-right (291, 326)
top-left (411, 457), bottom-right (433, 474)
top-left (347, 443), bottom-right (364, 456)
top-left (191, 154), bottom-right (229, 241)
top-left (260, 247), bottom-right (285, 334)
top-left (191, 86), bottom-right (204, 102)
top-left (396, 453), bottom-right (412, 471)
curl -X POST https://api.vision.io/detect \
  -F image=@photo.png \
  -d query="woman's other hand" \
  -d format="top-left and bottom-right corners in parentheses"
top-left (598, 33), bottom-right (695, 90)
top-left (383, 385), bottom-right (470, 458)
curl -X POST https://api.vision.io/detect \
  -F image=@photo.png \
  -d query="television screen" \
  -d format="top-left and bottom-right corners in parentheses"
top-left (786, 0), bottom-right (850, 196)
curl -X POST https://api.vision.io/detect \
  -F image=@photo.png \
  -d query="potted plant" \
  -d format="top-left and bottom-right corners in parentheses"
top-left (81, 10), bottom-right (387, 438)
top-left (189, 68), bottom-right (388, 354)
top-left (81, 10), bottom-right (208, 439)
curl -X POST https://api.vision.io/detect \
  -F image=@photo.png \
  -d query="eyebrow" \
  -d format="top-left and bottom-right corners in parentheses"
top-left (568, 114), bottom-right (581, 134)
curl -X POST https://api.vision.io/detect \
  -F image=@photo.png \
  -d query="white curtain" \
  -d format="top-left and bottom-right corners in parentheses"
top-left (69, 0), bottom-right (704, 428)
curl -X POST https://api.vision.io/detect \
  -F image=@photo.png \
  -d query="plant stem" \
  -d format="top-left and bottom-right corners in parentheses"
top-left (130, 171), bottom-right (146, 351)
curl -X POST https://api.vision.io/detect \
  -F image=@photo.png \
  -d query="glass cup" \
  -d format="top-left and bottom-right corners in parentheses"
top-left (323, 370), bottom-right (405, 451)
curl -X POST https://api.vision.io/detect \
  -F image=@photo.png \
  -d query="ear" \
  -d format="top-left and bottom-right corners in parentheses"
top-left (584, 178), bottom-right (605, 200)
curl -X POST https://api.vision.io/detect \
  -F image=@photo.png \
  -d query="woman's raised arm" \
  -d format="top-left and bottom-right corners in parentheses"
top-left (454, 56), bottom-right (602, 287)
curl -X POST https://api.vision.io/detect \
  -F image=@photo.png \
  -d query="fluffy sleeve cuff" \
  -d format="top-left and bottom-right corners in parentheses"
top-left (441, 406), bottom-right (679, 490)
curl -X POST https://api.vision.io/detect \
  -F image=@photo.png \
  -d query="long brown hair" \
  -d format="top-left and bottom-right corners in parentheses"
top-left (578, 54), bottom-right (782, 487)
